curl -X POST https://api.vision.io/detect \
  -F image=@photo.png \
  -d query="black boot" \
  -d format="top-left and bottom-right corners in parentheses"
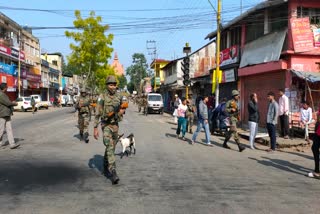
top-left (111, 169), bottom-right (120, 185)
top-left (223, 137), bottom-right (231, 149)
top-left (84, 132), bottom-right (89, 143)
top-left (102, 161), bottom-right (111, 178)
top-left (236, 140), bottom-right (246, 152)
top-left (79, 131), bottom-right (83, 141)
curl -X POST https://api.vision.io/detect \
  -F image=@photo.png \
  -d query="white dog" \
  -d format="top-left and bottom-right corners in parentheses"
top-left (118, 133), bottom-right (136, 159)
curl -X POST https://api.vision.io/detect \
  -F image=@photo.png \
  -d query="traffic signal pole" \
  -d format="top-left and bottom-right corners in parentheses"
top-left (182, 43), bottom-right (191, 99)
top-left (214, 0), bottom-right (221, 107)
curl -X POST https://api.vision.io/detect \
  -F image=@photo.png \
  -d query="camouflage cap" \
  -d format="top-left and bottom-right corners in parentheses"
top-left (232, 90), bottom-right (239, 96)
top-left (106, 75), bottom-right (117, 84)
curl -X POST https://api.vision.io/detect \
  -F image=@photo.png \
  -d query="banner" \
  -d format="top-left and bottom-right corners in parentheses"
top-left (220, 45), bottom-right (239, 67)
top-left (290, 17), bottom-right (314, 52)
top-left (313, 29), bottom-right (320, 47)
top-left (0, 62), bottom-right (16, 75)
top-left (190, 42), bottom-right (215, 78)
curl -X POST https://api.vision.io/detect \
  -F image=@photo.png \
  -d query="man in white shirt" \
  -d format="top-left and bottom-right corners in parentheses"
top-left (300, 101), bottom-right (314, 143)
top-left (278, 89), bottom-right (289, 139)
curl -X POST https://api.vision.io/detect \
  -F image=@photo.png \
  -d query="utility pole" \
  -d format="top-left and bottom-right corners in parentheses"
top-left (18, 30), bottom-right (21, 98)
top-left (214, 0), bottom-right (222, 108)
top-left (146, 40), bottom-right (157, 91)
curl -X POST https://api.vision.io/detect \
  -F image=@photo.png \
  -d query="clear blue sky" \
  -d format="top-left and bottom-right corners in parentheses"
top-left (1, 0), bottom-right (262, 70)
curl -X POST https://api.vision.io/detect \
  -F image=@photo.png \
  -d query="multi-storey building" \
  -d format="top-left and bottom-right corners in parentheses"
top-left (205, 0), bottom-right (320, 126)
top-left (0, 12), bottom-right (41, 100)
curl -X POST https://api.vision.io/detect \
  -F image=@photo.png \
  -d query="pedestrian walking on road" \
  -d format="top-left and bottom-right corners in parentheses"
top-left (279, 89), bottom-right (289, 139)
top-left (222, 90), bottom-right (246, 152)
top-left (172, 94), bottom-right (181, 124)
top-left (308, 108), bottom-right (320, 179)
top-left (31, 97), bottom-right (36, 114)
top-left (248, 93), bottom-right (260, 149)
top-left (300, 101), bottom-right (314, 143)
top-left (94, 75), bottom-right (127, 185)
top-left (186, 94), bottom-right (195, 134)
top-left (0, 83), bottom-right (20, 149)
top-left (76, 89), bottom-right (91, 143)
top-left (191, 95), bottom-right (211, 145)
top-left (266, 92), bottom-right (279, 152)
top-left (176, 97), bottom-right (188, 140)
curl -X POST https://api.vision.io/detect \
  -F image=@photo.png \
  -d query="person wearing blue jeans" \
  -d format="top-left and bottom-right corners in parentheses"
top-left (192, 95), bottom-right (211, 145)
top-left (266, 91), bottom-right (279, 152)
top-left (176, 98), bottom-right (188, 140)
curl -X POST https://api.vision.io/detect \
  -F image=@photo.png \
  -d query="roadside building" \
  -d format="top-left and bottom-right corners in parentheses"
top-left (150, 59), bottom-right (169, 93)
top-left (205, 0), bottom-right (320, 126)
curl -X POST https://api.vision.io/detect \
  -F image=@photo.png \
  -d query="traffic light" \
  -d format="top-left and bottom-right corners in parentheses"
top-left (181, 56), bottom-right (190, 86)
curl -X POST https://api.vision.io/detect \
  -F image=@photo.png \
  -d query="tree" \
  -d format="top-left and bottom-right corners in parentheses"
top-left (126, 53), bottom-right (148, 91)
top-left (117, 75), bottom-right (127, 90)
top-left (65, 10), bottom-right (114, 92)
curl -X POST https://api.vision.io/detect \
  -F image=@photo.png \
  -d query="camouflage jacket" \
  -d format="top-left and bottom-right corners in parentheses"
top-left (77, 95), bottom-right (90, 114)
top-left (225, 98), bottom-right (239, 123)
top-left (94, 90), bottom-right (122, 128)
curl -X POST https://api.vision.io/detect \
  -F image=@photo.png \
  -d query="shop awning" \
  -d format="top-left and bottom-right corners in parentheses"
top-left (240, 29), bottom-right (287, 68)
top-left (291, 70), bottom-right (320, 83)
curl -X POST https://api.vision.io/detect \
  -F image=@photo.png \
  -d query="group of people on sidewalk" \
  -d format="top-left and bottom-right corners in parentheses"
top-left (172, 88), bottom-right (320, 180)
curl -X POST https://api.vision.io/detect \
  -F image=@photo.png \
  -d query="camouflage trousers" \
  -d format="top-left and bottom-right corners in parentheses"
top-left (78, 113), bottom-right (89, 134)
top-left (225, 119), bottom-right (239, 142)
top-left (186, 115), bottom-right (194, 132)
top-left (103, 125), bottom-right (119, 171)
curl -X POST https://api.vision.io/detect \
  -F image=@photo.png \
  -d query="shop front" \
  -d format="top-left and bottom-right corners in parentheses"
top-left (21, 68), bottom-right (41, 96)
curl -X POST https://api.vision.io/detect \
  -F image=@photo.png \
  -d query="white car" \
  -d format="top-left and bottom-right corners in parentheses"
top-left (13, 96), bottom-right (38, 112)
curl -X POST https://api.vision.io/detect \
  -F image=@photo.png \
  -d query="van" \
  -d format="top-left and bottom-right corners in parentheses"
top-left (61, 95), bottom-right (73, 107)
top-left (146, 93), bottom-right (164, 114)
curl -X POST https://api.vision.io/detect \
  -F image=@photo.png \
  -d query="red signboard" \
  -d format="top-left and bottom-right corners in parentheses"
top-left (220, 45), bottom-right (239, 67)
top-left (290, 17), bottom-right (314, 53)
top-left (0, 44), bottom-right (11, 56)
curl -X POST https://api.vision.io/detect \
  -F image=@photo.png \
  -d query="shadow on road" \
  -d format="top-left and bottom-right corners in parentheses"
top-left (0, 162), bottom-right (81, 194)
top-left (279, 150), bottom-right (314, 161)
top-left (248, 156), bottom-right (310, 176)
top-left (88, 154), bottom-right (104, 174)
top-left (73, 133), bottom-right (82, 141)
top-left (1, 138), bottom-right (25, 147)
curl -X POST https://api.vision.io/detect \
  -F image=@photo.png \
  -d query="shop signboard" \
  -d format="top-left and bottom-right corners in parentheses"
top-left (313, 29), bottom-right (320, 47)
top-left (290, 17), bottom-right (314, 52)
top-left (220, 45), bottom-right (239, 67)
top-left (0, 62), bottom-right (16, 75)
top-left (0, 44), bottom-right (11, 56)
top-left (155, 77), bottom-right (161, 85)
top-left (221, 69), bottom-right (236, 83)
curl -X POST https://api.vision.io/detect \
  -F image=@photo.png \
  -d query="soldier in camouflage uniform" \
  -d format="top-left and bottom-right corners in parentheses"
top-left (77, 89), bottom-right (91, 143)
top-left (137, 95), bottom-right (142, 113)
top-left (223, 90), bottom-right (246, 152)
top-left (142, 94), bottom-right (148, 115)
top-left (93, 75), bottom-right (127, 185)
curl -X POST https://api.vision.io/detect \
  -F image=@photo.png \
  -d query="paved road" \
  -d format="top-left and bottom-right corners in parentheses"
top-left (0, 105), bottom-right (319, 214)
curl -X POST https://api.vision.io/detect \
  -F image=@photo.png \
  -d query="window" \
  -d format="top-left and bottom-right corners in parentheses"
top-left (230, 27), bottom-right (241, 46)
top-left (148, 95), bottom-right (162, 101)
top-left (298, 7), bottom-right (320, 26)
top-left (52, 60), bottom-right (58, 66)
top-left (220, 32), bottom-right (228, 50)
top-left (270, 5), bottom-right (288, 32)
top-left (156, 70), bottom-right (160, 77)
top-left (245, 13), bottom-right (265, 43)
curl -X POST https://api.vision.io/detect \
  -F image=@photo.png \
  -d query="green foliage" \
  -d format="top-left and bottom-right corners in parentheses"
top-left (117, 75), bottom-right (127, 90)
top-left (126, 53), bottom-right (148, 92)
top-left (65, 10), bottom-right (114, 92)
top-left (127, 82), bottom-right (135, 94)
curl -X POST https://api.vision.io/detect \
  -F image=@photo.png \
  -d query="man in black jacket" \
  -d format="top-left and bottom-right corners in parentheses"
top-left (248, 93), bottom-right (260, 149)
top-left (0, 83), bottom-right (19, 149)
